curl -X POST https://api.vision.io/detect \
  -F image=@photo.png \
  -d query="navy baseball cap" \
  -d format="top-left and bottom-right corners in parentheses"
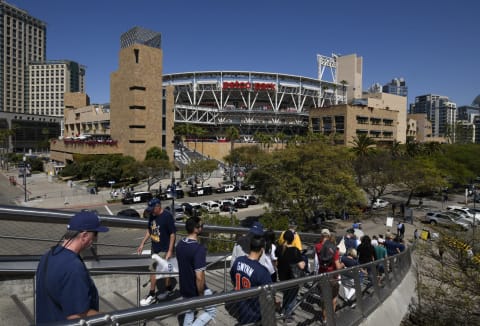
top-left (146, 198), bottom-right (161, 212)
top-left (250, 221), bottom-right (265, 236)
top-left (67, 211), bottom-right (109, 232)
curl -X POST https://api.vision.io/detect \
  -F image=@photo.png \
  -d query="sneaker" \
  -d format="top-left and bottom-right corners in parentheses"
top-left (140, 293), bottom-right (156, 306)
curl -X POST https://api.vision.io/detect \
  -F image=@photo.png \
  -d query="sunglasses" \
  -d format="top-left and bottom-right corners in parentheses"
top-left (196, 224), bottom-right (204, 229)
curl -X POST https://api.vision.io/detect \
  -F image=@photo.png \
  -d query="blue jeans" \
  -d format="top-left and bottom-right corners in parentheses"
top-left (282, 286), bottom-right (299, 317)
top-left (183, 289), bottom-right (216, 326)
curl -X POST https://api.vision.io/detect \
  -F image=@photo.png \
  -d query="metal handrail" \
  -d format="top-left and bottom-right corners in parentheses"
top-left (0, 205), bottom-right (413, 325)
top-left (46, 248), bottom-right (411, 326)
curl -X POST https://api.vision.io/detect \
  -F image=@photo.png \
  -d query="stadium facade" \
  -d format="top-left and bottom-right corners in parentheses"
top-left (163, 70), bottom-right (342, 140)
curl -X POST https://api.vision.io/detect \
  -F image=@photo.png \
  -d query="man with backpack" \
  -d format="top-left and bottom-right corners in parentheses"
top-left (314, 229), bottom-right (344, 323)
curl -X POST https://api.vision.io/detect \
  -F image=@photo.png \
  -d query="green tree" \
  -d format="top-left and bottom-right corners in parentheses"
top-left (145, 146), bottom-right (169, 161)
top-left (395, 156), bottom-right (447, 205)
top-left (248, 142), bottom-right (364, 230)
top-left (353, 151), bottom-right (398, 207)
top-left (185, 159), bottom-right (218, 187)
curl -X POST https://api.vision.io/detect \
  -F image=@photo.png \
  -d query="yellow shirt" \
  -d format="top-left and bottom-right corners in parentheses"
top-left (278, 230), bottom-right (302, 251)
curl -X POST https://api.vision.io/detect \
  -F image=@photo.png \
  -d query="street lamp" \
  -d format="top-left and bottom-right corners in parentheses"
top-left (23, 155), bottom-right (27, 202)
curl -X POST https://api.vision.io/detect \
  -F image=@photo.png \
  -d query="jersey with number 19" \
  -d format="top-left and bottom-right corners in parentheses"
top-left (230, 255), bottom-right (272, 324)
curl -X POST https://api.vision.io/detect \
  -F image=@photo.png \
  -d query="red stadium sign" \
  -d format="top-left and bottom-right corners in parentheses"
top-left (222, 81), bottom-right (275, 91)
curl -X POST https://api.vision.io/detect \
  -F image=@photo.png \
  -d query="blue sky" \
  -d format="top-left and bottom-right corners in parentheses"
top-left (11, 0), bottom-right (479, 107)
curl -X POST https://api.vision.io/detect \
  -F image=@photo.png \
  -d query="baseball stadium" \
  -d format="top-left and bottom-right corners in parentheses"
top-left (163, 55), bottom-right (347, 142)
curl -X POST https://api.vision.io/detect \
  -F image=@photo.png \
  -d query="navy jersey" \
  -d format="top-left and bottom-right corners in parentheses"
top-left (148, 209), bottom-right (176, 253)
top-left (35, 247), bottom-right (99, 323)
top-left (176, 238), bottom-right (207, 298)
top-left (230, 256), bottom-right (272, 324)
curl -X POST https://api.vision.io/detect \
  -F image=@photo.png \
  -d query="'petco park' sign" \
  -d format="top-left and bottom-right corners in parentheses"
top-left (222, 81), bottom-right (275, 91)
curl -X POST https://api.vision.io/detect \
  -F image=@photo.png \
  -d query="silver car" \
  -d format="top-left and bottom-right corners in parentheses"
top-left (424, 211), bottom-right (469, 231)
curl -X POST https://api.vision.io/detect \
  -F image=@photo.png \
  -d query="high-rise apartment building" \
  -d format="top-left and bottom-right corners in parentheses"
top-left (382, 78), bottom-right (407, 97)
top-left (410, 94), bottom-right (456, 138)
top-left (0, 0), bottom-right (46, 113)
top-left (28, 60), bottom-right (85, 116)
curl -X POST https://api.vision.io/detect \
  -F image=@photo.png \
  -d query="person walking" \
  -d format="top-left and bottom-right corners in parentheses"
top-left (276, 230), bottom-right (305, 324)
top-left (137, 198), bottom-right (177, 305)
top-left (176, 216), bottom-right (216, 326)
top-left (231, 221), bottom-right (274, 275)
top-left (264, 229), bottom-right (278, 282)
top-left (229, 235), bottom-right (272, 325)
top-left (35, 211), bottom-right (109, 323)
top-left (315, 229), bottom-right (344, 323)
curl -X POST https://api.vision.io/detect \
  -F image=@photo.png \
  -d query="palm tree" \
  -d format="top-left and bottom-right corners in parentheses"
top-left (350, 134), bottom-right (376, 157)
top-left (274, 132), bottom-right (286, 149)
top-left (195, 126), bottom-right (207, 155)
top-left (390, 140), bottom-right (402, 158)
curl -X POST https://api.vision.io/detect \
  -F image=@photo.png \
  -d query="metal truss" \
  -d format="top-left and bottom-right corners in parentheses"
top-left (167, 71), bottom-right (339, 134)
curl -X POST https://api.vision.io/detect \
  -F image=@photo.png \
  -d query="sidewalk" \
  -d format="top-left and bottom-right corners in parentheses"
top-left (1, 168), bottom-right (227, 210)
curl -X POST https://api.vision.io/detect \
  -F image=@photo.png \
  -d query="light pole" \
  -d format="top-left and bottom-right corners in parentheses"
top-left (23, 155), bottom-right (27, 202)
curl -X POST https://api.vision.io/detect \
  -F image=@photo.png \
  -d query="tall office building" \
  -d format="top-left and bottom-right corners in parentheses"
top-left (0, 0), bottom-right (46, 113)
top-left (28, 60), bottom-right (85, 116)
top-left (382, 78), bottom-right (407, 97)
top-left (410, 94), bottom-right (456, 138)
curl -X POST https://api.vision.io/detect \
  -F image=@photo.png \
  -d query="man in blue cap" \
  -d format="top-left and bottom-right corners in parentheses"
top-left (137, 198), bottom-right (177, 305)
top-left (35, 210), bottom-right (109, 324)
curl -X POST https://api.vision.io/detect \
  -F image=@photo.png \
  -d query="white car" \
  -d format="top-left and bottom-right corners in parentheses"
top-left (446, 206), bottom-right (480, 223)
top-left (201, 201), bottom-right (220, 213)
top-left (372, 198), bottom-right (389, 209)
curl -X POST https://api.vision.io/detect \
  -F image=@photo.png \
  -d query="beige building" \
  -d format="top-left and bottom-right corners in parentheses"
top-left (336, 54), bottom-right (363, 103)
top-left (50, 27), bottom-right (174, 163)
top-left (63, 103), bottom-right (110, 139)
top-left (28, 60), bottom-right (86, 117)
top-left (362, 92), bottom-right (407, 143)
top-left (407, 113), bottom-right (448, 143)
top-left (406, 118), bottom-right (417, 141)
top-left (309, 103), bottom-right (398, 146)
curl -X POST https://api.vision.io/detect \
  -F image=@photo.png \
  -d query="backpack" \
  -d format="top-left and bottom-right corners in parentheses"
top-left (318, 240), bottom-right (336, 270)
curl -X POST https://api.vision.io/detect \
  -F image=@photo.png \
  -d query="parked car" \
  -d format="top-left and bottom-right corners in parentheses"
top-left (371, 198), bottom-right (390, 209)
top-left (443, 211), bottom-right (474, 227)
top-left (188, 185), bottom-right (213, 197)
top-left (216, 200), bottom-right (237, 212)
top-left (423, 211), bottom-right (469, 230)
top-left (240, 183), bottom-right (256, 190)
top-left (201, 200), bottom-right (221, 213)
top-left (181, 202), bottom-right (203, 217)
top-left (165, 204), bottom-right (187, 221)
top-left (237, 194), bottom-right (260, 205)
top-left (121, 191), bottom-right (153, 204)
top-left (157, 188), bottom-right (185, 200)
top-left (215, 184), bottom-right (239, 193)
top-left (232, 197), bottom-right (249, 209)
top-left (446, 206), bottom-right (480, 223)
